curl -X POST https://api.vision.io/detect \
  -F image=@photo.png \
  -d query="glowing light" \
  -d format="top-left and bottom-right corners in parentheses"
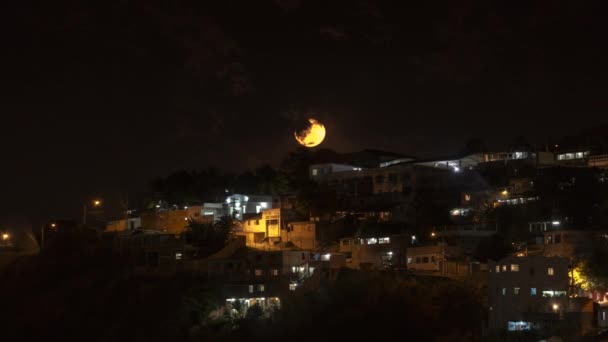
top-left (431, 232), bottom-right (436, 237)
top-left (1, 233), bottom-right (9, 240)
top-left (552, 304), bottom-right (559, 311)
top-left (51, 223), bottom-right (56, 228)
top-left (501, 190), bottom-right (508, 196)
top-left (294, 118), bottom-right (326, 148)
top-left (93, 200), bottom-right (101, 207)
top-left (552, 221), bottom-right (560, 226)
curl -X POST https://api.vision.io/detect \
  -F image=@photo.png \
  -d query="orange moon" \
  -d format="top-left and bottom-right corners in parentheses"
top-left (294, 118), bottom-right (326, 147)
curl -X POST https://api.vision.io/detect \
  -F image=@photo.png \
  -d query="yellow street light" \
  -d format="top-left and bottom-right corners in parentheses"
top-left (51, 223), bottom-right (56, 228)
top-left (431, 232), bottom-right (436, 238)
top-left (84, 199), bottom-right (103, 225)
top-left (501, 189), bottom-right (508, 196)
top-left (2, 233), bottom-right (9, 240)
top-left (552, 304), bottom-right (559, 311)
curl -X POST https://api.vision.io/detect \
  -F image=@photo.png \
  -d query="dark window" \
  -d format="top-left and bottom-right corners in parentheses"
top-left (388, 173), bottom-right (397, 184)
top-left (256, 254), bottom-right (262, 262)
top-left (529, 267), bottom-right (535, 276)
top-left (375, 175), bottom-right (385, 183)
top-left (555, 234), bottom-right (561, 244)
top-left (422, 257), bottom-right (429, 263)
top-left (148, 252), bottom-right (159, 267)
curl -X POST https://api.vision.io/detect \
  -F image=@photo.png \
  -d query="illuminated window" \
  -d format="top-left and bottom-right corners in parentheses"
top-left (255, 269), bottom-right (263, 276)
top-left (547, 267), bottom-right (554, 276)
top-left (175, 252), bottom-right (182, 260)
top-left (272, 269), bottom-right (279, 276)
top-left (321, 254), bottom-right (331, 261)
top-left (495, 265), bottom-right (500, 273)
top-left (312, 169), bottom-right (318, 176)
top-left (258, 284), bottom-right (265, 292)
top-left (366, 238), bottom-right (378, 244)
top-left (511, 264), bottom-right (519, 272)
top-left (378, 237), bottom-right (390, 244)
top-left (603, 311), bottom-right (606, 321)
top-left (289, 283), bottom-right (297, 291)
top-left (248, 285), bottom-right (254, 293)
top-left (531, 288), bottom-right (537, 295)
top-left (502, 265), bottom-right (507, 272)
top-left (502, 288), bottom-right (506, 296)
top-left (514, 287), bottom-right (520, 295)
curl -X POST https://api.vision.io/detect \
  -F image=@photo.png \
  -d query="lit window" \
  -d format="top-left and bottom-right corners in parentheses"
top-left (321, 254), bottom-right (331, 261)
top-left (175, 252), bottom-right (182, 260)
top-left (576, 152), bottom-right (584, 159)
top-left (531, 288), bottom-right (537, 296)
top-left (511, 264), bottom-right (519, 272)
top-left (495, 265), bottom-right (500, 273)
top-left (548, 267), bottom-right (554, 276)
top-left (502, 265), bottom-right (507, 272)
top-left (603, 311), bottom-right (606, 321)
top-left (255, 269), bottom-right (263, 276)
top-left (514, 287), bottom-right (520, 295)
top-left (272, 269), bottom-right (279, 276)
top-left (258, 284), bottom-right (265, 292)
top-left (464, 194), bottom-right (471, 201)
top-left (289, 283), bottom-right (297, 291)
top-left (366, 238), bottom-right (378, 244)
top-left (502, 288), bottom-right (506, 296)
top-left (378, 237), bottom-right (390, 244)
top-left (312, 169), bottom-right (318, 176)
top-left (249, 285), bottom-right (254, 293)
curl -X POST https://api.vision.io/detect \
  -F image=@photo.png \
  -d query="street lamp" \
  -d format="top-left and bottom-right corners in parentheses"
top-left (2, 233), bottom-right (9, 241)
top-left (83, 199), bottom-right (102, 225)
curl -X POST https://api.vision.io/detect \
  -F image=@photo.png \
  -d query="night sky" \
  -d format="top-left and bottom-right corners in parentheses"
top-left (3, 1), bottom-right (608, 225)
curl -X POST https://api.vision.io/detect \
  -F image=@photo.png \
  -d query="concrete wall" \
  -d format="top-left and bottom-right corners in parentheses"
top-left (488, 255), bottom-right (569, 332)
top-left (283, 221), bottom-right (316, 250)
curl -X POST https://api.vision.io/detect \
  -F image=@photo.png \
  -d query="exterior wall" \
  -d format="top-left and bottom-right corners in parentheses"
top-left (339, 235), bottom-right (408, 269)
top-left (309, 163), bottom-right (363, 179)
top-left (238, 208), bottom-right (282, 246)
top-left (543, 230), bottom-right (592, 259)
top-left (599, 302), bottom-right (608, 329)
top-left (226, 194), bottom-right (272, 220)
top-left (488, 255), bottom-right (569, 332)
top-left (588, 154), bottom-right (608, 168)
top-left (200, 203), bottom-right (225, 222)
top-left (283, 221), bottom-right (316, 250)
top-left (140, 210), bottom-right (212, 234)
top-left (406, 245), bottom-right (461, 272)
top-left (106, 217), bottom-right (142, 232)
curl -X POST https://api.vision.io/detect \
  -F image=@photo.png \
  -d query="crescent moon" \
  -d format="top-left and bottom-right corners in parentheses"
top-left (294, 118), bottom-right (326, 147)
